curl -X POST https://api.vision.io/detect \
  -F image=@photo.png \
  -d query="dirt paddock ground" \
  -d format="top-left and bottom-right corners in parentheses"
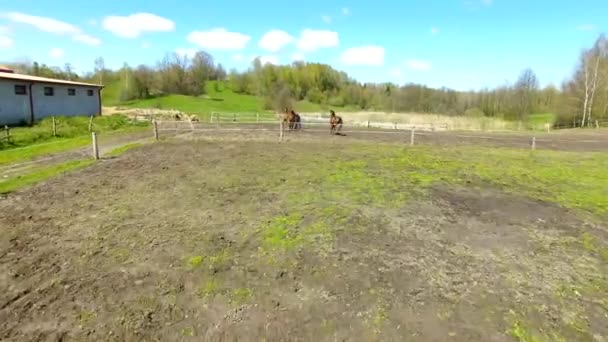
top-left (1, 130), bottom-right (607, 341)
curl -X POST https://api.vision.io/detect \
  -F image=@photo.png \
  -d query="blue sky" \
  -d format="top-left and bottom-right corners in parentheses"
top-left (0, 0), bottom-right (605, 91)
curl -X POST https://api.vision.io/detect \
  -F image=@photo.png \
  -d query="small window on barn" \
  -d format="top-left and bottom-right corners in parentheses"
top-left (44, 87), bottom-right (54, 96)
top-left (14, 85), bottom-right (27, 95)
top-left (68, 88), bottom-right (76, 96)
top-left (87, 89), bottom-right (94, 96)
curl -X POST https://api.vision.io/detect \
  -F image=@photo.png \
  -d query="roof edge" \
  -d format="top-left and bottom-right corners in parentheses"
top-left (0, 73), bottom-right (104, 88)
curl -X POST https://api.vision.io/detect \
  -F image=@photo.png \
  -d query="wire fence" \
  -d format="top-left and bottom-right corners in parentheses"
top-left (152, 119), bottom-right (608, 153)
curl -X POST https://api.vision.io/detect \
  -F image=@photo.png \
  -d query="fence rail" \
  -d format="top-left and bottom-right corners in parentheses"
top-left (0, 125), bottom-right (11, 144)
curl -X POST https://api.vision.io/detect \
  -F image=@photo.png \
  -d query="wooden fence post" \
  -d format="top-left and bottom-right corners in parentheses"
top-left (233, 113), bottom-right (237, 122)
top-left (256, 112), bottom-right (259, 123)
top-left (393, 122), bottom-right (398, 130)
top-left (92, 132), bottom-right (99, 160)
top-left (4, 125), bottom-right (10, 144)
top-left (596, 120), bottom-right (600, 129)
top-left (153, 120), bottom-right (159, 140)
top-left (279, 120), bottom-right (284, 142)
top-left (52, 116), bottom-right (57, 136)
top-left (367, 120), bottom-right (370, 128)
top-left (88, 115), bottom-right (94, 132)
top-left (531, 136), bottom-right (536, 150)
top-left (410, 128), bottom-right (415, 146)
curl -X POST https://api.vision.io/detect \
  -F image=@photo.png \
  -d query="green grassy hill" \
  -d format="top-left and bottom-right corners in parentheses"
top-left (102, 81), bottom-right (348, 115)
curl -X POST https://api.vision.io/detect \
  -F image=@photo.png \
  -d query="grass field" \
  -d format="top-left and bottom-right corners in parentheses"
top-left (1, 132), bottom-right (606, 340)
top-left (104, 81), bottom-right (364, 116)
top-left (105, 81), bottom-right (333, 114)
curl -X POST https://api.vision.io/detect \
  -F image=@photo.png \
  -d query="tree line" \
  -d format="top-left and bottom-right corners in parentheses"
top-left (5, 33), bottom-right (608, 127)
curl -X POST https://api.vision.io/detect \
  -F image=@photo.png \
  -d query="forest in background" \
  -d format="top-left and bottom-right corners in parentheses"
top-left (4, 33), bottom-right (608, 127)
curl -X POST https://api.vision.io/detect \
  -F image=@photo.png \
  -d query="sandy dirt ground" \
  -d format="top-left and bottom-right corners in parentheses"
top-left (0, 132), bottom-right (607, 341)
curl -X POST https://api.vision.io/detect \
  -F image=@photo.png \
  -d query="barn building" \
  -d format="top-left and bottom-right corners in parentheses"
top-left (0, 66), bottom-right (104, 126)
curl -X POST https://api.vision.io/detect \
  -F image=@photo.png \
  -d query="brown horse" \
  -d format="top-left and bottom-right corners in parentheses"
top-left (329, 110), bottom-right (344, 135)
top-left (282, 109), bottom-right (302, 130)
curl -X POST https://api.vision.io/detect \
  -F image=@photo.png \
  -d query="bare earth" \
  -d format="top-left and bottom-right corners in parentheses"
top-left (0, 130), bottom-right (607, 341)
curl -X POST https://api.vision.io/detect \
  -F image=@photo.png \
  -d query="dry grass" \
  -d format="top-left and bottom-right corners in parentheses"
top-left (301, 111), bottom-right (519, 131)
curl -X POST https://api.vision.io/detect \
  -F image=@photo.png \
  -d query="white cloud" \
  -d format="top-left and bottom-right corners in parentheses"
top-left (291, 52), bottom-right (305, 62)
top-left (141, 42), bottom-right (152, 49)
top-left (431, 27), bottom-right (440, 35)
top-left (187, 28), bottom-right (250, 50)
top-left (340, 45), bottom-right (385, 66)
top-left (232, 53), bottom-right (245, 62)
top-left (2, 12), bottom-right (79, 34)
top-left (102, 13), bottom-right (175, 38)
top-left (405, 59), bottom-right (431, 71)
top-left (73, 34), bottom-right (101, 46)
top-left (0, 35), bottom-right (13, 49)
top-left (49, 47), bottom-right (64, 59)
top-left (577, 24), bottom-right (595, 31)
top-left (322, 15), bottom-right (332, 23)
top-left (258, 29), bottom-right (294, 53)
top-left (1, 12), bottom-right (100, 46)
top-left (296, 29), bottom-right (339, 52)
top-left (0, 26), bottom-right (10, 35)
top-left (175, 48), bottom-right (197, 58)
top-left (342, 7), bottom-right (351, 16)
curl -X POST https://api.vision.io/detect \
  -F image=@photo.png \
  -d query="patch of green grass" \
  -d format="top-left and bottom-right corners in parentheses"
top-left (187, 255), bottom-right (204, 268)
top-left (370, 305), bottom-right (389, 333)
top-left (197, 278), bottom-right (222, 299)
top-left (78, 310), bottom-right (97, 324)
top-left (508, 320), bottom-right (544, 342)
top-left (106, 142), bottom-right (144, 157)
top-left (0, 159), bottom-right (94, 194)
top-left (206, 248), bottom-right (231, 270)
top-left (228, 288), bottom-right (253, 305)
top-left (601, 248), bottom-right (608, 263)
top-left (259, 213), bottom-right (304, 252)
top-left (180, 327), bottom-right (195, 337)
top-left (579, 232), bottom-right (608, 262)
top-left (378, 145), bottom-right (608, 216)
top-left (255, 212), bottom-right (335, 263)
top-left (580, 232), bottom-right (597, 253)
top-left (109, 247), bottom-right (131, 263)
top-left (527, 113), bottom-right (556, 129)
top-left (0, 137), bottom-right (90, 165)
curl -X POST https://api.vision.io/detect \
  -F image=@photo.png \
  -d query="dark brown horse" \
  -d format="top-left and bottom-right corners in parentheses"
top-left (283, 109), bottom-right (302, 130)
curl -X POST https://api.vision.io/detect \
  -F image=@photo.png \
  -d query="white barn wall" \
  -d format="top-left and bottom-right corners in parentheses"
top-left (0, 78), bottom-right (101, 126)
top-left (0, 79), bottom-right (31, 125)
top-left (31, 83), bottom-right (100, 120)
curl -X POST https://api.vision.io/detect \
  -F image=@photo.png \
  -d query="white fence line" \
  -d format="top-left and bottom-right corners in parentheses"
top-left (155, 123), bottom-right (608, 145)
top-left (155, 119), bottom-right (447, 132)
